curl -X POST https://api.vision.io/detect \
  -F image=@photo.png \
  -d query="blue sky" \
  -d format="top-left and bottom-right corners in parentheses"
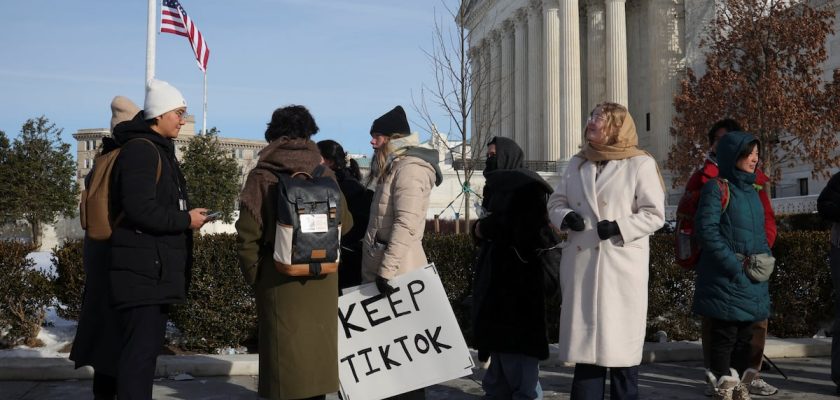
top-left (0, 0), bottom-right (458, 155)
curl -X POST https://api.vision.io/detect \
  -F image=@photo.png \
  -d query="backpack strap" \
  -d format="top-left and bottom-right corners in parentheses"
top-left (715, 177), bottom-right (730, 213)
top-left (131, 138), bottom-right (163, 183)
top-left (310, 165), bottom-right (338, 219)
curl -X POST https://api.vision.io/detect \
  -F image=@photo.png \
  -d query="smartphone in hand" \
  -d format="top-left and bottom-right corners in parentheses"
top-left (204, 210), bottom-right (223, 222)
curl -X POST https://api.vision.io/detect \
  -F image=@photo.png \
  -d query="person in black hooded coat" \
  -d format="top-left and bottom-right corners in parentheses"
top-left (471, 136), bottom-right (557, 399)
top-left (70, 96), bottom-right (140, 400)
top-left (318, 139), bottom-right (373, 290)
top-left (107, 79), bottom-right (208, 400)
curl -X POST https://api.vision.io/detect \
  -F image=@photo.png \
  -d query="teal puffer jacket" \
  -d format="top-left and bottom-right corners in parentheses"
top-left (692, 132), bottom-right (771, 322)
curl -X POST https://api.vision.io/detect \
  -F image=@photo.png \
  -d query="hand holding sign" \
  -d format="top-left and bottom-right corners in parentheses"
top-left (375, 276), bottom-right (397, 296)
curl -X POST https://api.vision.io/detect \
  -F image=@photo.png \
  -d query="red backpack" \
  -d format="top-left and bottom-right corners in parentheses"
top-left (674, 178), bottom-right (730, 270)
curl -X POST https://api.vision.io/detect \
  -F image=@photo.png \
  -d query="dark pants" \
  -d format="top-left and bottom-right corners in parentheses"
top-left (570, 363), bottom-right (638, 400)
top-left (482, 352), bottom-right (542, 399)
top-left (706, 318), bottom-right (753, 379)
top-left (702, 317), bottom-right (767, 371)
top-left (117, 304), bottom-right (169, 400)
top-left (92, 372), bottom-right (117, 400)
top-left (831, 245), bottom-right (840, 386)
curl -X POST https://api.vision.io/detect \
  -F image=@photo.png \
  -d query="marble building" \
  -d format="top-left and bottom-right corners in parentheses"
top-left (72, 115), bottom-right (265, 191)
top-left (461, 0), bottom-right (840, 201)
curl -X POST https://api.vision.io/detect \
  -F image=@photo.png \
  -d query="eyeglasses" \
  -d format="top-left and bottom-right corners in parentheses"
top-left (587, 114), bottom-right (607, 124)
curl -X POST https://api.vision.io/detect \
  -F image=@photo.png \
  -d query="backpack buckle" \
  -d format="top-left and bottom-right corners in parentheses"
top-left (328, 196), bottom-right (337, 219)
top-left (309, 262), bottom-right (322, 276)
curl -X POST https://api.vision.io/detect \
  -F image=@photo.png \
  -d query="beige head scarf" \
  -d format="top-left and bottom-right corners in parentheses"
top-left (577, 106), bottom-right (665, 190)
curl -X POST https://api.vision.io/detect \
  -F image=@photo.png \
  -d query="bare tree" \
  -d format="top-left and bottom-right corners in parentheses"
top-left (413, 0), bottom-right (500, 231)
top-left (668, 0), bottom-right (840, 188)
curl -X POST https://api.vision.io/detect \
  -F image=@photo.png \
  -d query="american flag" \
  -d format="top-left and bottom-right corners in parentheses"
top-left (160, 0), bottom-right (210, 71)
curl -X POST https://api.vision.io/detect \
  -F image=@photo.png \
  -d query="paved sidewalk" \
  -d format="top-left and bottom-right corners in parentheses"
top-left (1, 357), bottom-right (835, 399)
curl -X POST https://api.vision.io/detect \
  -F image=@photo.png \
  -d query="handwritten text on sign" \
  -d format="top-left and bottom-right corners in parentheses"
top-left (337, 265), bottom-right (473, 400)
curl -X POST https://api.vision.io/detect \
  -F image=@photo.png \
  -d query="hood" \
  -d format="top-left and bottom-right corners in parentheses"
top-left (111, 110), bottom-right (175, 153)
top-left (483, 136), bottom-right (552, 193)
top-left (403, 146), bottom-right (443, 186)
top-left (716, 131), bottom-right (758, 186)
top-left (487, 136), bottom-right (524, 171)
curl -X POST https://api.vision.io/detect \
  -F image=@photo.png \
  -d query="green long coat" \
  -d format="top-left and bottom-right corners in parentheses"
top-left (235, 139), bottom-right (353, 400)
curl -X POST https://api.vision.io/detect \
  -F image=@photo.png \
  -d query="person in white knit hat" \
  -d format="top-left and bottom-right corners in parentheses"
top-left (108, 79), bottom-right (208, 400)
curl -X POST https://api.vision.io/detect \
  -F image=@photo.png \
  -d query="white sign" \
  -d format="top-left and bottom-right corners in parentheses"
top-left (337, 264), bottom-right (473, 400)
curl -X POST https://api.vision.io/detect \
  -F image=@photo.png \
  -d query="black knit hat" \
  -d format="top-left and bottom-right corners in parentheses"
top-left (370, 105), bottom-right (411, 137)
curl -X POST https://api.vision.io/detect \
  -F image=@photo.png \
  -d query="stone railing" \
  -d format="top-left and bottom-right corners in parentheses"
top-left (452, 159), bottom-right (559, 172)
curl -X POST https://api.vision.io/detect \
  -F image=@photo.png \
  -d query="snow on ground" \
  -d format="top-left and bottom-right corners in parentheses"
top-left (26, 251), bottom-right (54, 275)
top-left (0, 306), bottom-right (76, 358)
top-left (0, 252), bottom-right (75, 358)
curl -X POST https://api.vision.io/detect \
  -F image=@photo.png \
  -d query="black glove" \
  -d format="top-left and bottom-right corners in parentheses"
top-left (597, 220), bottom-right (621, 240)
top-left (563, 212), bottom-right (585, 232)
top-left (375, 276), bottom-right (397, 296)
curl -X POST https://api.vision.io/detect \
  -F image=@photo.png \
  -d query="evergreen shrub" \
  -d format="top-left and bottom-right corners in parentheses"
top-left (169, 233), bottom-right (257, 353)
top-left (52, 239), bottom-right (84, 320)
top-left (423, 234), bottom-right (476, 342)
top-left (770, 231), bottom-right (833, 337)
top-left (33, 228), bottom-right (836, 351)
top-left (0, 240), bottom-right (52, 348)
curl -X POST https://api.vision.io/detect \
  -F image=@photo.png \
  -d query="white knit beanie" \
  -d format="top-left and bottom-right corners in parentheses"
top-left (144, 79), bottom-right (186, 119)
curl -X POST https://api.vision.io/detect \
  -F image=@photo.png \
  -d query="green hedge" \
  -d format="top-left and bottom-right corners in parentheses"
top-left (0, 241), bottom-right (52, 348)
top-left (47, 230), bottom-right (835, 351)
top-left (647, 235), bottom-right (700, 340)
top-left (769, 231), bottom-right (833, 337)
top-left (168, 234), bottom-right (257, 353)
top-left (52, 239), bottom-right (84, 321)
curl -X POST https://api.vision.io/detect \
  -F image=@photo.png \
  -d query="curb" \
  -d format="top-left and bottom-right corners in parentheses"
top-left (0, 338), bottom-right (829, 381)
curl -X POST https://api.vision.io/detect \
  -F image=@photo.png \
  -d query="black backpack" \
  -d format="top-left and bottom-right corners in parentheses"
top-left (272, 165), bottom-right (342, 276)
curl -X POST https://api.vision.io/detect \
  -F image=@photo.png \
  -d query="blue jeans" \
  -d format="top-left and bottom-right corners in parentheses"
top-left (570, 363), bottom-right (638, 400)
top-left (482, 353), bottom-right (543, 400)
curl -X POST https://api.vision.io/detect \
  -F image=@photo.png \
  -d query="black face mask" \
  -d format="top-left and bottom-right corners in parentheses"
top-left (484, 155), bottom-right (498, 173)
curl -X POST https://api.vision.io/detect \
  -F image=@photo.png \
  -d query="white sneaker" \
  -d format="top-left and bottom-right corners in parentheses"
top-left (704, 369), bottom-right (716, 396)
top-left (748, 377), bottom-right (778, 396)
top-left (712, 369), bottom-right (741, 400)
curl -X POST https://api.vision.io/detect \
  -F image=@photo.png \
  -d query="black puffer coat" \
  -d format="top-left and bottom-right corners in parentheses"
top-left (335, 169), bottom-right (372, 289)
top-left (472, 137), bottom-right (555, 360)
top-left (108, 112), bottom-right (193, 309)
top-left (69, 136), bottom-right (123, 375)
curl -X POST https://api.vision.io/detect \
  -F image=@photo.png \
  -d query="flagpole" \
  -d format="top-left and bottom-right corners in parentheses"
top-left (145, 0), bottom-right (157, 85)
top-left (202, 71), bottom-right (207, 135)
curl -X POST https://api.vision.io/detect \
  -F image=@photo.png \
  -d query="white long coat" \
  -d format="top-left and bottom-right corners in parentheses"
top-left (547, 155), bottom-right (665, 367)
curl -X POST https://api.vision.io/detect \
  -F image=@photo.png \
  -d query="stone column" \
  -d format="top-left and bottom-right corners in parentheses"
top-left (469, 45), bottom-right (482, 155)
top-left (543, 0), bottom-right (561, 162)
top-left (586, 1), bottom-right (606, 113)
top-left (527, 1), bottom-right (543, 161)
top-left (514, 10), bottom-right (529, 151)
top-left (649, 0), bottom-right (684, 162)
top-left (490, 31), bottom-right (503, 140)
top-left (605, 0), bottom-right (628, 106)
top-left (480, 40), bottom-right (493, 149)
top-left (500, 21), bottom-right (516, 139)
top-left (558, 0), bottom-right (582, 162)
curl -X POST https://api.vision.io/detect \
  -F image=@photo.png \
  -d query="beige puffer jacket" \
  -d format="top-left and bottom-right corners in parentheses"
top-left (361, 154), bottom-right (438, 282)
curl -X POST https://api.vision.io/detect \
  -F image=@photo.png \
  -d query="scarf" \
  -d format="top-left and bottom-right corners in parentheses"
top-left (576, 113), bottom-right (665, 191)
top-left (239, 137), bottom-right (333, 228)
